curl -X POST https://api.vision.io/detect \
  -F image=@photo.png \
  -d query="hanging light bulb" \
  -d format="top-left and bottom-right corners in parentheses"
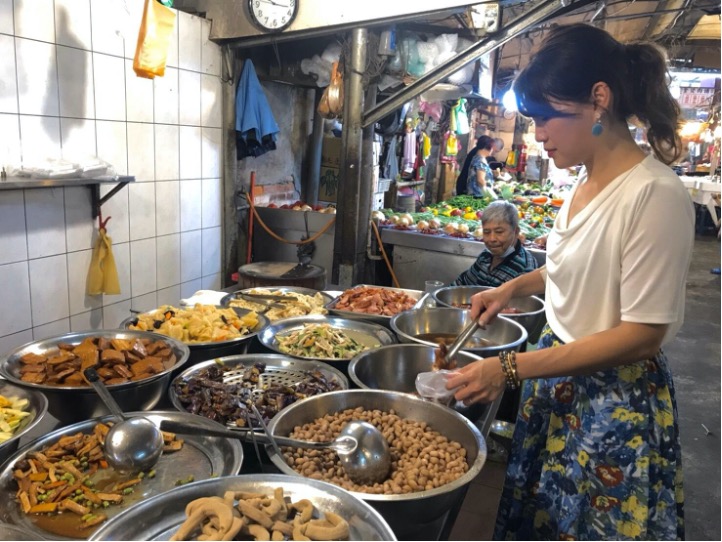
top-left (502, 89), bottom-right (517, 112)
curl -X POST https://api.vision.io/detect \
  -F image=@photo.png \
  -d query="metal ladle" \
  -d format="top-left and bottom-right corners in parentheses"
top-left (159, 418), bottom-right (391, 485)
top-left (84, 367), bottom-right (164, 473)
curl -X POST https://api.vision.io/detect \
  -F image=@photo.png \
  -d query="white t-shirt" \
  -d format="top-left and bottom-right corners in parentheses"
top-left (544, 155), bottom-right (695, 345)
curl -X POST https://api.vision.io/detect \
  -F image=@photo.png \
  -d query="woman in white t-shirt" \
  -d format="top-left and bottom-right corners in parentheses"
top-left (447, 24), bottom-right (693, 541)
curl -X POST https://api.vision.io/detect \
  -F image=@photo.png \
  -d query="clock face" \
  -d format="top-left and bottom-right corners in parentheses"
top-left (248, 0), bottom-right (298, 32)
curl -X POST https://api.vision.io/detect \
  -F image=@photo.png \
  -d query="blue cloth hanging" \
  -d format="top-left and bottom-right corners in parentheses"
top-left (235, 59), bottom-right (280, 159)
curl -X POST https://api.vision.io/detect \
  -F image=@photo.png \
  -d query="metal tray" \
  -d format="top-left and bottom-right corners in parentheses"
top-left (0, 411), bottom-right (243, 541)
top-left (324, 284), bottom-right (424, 325)
top-left (168, 353), bottom-right (349, 425)
top-left (257, 315), bottom-right (397, 362)
top-left (88, 474), bottom-right (396, 541)
top-left (120, 307), bottom-right (269, 350)
top-left (220, 287), bottom-right (333, 319)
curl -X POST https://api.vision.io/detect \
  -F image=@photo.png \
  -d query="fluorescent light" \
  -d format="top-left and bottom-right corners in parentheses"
top-left (502, 89), bottom-right (517, 112)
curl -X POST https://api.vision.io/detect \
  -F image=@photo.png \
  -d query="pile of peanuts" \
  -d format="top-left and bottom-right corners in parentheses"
top-left (282, 407), bottom-right (469, 495)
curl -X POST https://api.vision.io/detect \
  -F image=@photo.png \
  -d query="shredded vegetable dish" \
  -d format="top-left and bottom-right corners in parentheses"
top-left (0, 394), bottom-right (31, 444)
top-left (128, 304), bottom-right (259, 343)
top-left (276, 324), bottom-right (376, 359)
top-left (228, 289), bottom-right (327, 321)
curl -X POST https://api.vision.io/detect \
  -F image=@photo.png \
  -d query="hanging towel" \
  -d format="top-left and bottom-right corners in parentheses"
top-left (235, 59), bottom-right (280, 159)
top-left (87, 228), bottom-right (120, 295)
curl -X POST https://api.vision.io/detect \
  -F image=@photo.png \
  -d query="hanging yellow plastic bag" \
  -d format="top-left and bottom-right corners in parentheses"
top-left (133, 0), bottom-right (176, 79)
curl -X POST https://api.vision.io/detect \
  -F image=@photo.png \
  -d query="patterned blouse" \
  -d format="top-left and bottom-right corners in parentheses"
top-left (466, 154), bottom-right (494, 197)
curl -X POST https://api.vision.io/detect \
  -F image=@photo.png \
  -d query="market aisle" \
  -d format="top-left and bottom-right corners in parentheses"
top-left (449, 235), bottom-right (721, 541)
top-left (664, 235), bottom-right (721, 541)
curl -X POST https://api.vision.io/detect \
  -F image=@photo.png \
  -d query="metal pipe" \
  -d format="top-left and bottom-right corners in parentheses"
top-left (332, 27), bottom-right (368, 287)
top-left (362, 0), bottom-right (597, 128)
top-left (306, 90), bottom-right (325, 205)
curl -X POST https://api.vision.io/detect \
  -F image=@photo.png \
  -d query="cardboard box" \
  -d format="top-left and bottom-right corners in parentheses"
top-left (319, 165), bottom-right (340, 203)
top-left (322, 136), bottom-right (342, 168)
top-left (319, 137), bottom-right (342, 203)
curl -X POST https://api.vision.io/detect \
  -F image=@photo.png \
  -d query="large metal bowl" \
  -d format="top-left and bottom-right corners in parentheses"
top-left (121, 307), bottom-right (269, 367)
top-left (434, 285), bottom-right (546, 343)
top-left (348, 344), bottom-right (501, 439)
top-left (324, 285), bottom-right (423, 327)
top-left (0, 410), bottom-right (243, 541)
top-left (168, 353), bottom-right (349, 426)
top-left (0, 330), bottom-right (190, 425)
top-left (89, 474), bottom-right (396, 540)
top-left (257, 315), bottom-right (397, 375)
top-left (0, 380), bottom-right (48, 467)
top-left (433, 285), bottom-right (493, 308)
top-left (390, 307), bottom-right (527, 357)
top-left (220, 286), bottom-right (333, 314)
top-left (266, 389), bottom-right (486, 538)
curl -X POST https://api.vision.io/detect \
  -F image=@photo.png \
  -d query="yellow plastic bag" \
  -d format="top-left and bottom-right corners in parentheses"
top-left (87, 228), bottom-right (120, 295)
top-left (133, 0), bottom-right (176, 79)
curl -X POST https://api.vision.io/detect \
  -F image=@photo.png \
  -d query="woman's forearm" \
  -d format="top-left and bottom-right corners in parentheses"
top-left (500, 267), bottom-right (545, 298)
top-left (516, 321), bottom-right (668, 379)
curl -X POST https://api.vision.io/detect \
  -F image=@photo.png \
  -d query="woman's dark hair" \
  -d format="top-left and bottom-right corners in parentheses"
top-left (513, 23), bottom-right (681, 164)
top-left (476, 135), bottom-right (494, 151)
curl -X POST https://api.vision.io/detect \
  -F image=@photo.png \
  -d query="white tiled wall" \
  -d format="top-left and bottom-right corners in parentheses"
top-left (0, 0), bottom-right (224, 352)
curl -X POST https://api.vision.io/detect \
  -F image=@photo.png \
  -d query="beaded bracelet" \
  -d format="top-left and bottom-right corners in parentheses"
top-left (498, 351), bottom-right (521, 390)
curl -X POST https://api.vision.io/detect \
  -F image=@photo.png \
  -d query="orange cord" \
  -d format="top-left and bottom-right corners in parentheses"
top-left (370, 219), bottom-right (400, 288)
top-left (245, 193), bottom-right (335, 245)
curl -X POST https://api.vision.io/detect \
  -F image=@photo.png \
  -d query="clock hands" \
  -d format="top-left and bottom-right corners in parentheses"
top-left (259, 0), bottom-right (290, 7)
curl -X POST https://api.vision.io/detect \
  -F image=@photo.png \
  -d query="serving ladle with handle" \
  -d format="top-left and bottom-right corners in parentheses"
top-left (159, 418), bottom-right (391, 485)
top-left (84, 367), bottom-right (164, 473)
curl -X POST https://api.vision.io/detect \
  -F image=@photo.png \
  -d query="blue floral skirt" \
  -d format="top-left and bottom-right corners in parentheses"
top-left (493, 326), bottom-right (685, 540)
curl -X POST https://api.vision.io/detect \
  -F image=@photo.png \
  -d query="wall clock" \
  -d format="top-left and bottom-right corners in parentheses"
top-left (248, 0), bottom-right (298, 32)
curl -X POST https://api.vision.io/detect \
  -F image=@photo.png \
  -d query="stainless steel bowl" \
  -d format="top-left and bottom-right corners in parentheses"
top-left (0, 410), bottom-right (243, 541)
top-left (89, 474), bottom-right (397, 541)
top-left (390, 307), bottom-right (527, 357)
top-left (266, 389), bottom-right (486, 538)
top-left (220, 286), bottom-right (333, 309)
top-left (257, 315), bottom-right (397, 376)
top-left (0, 330), bottom-right (190, 425)
top-left (433, 285), bottom-right (546, 343)
top-left (432, 285), bottom-right (493, 308)
top-left (347, 344), bottom-right (501, 438)
top-left (121, 307), bottom-right (270, 367)
top-left (497, 294), bottom-right (546, 344)
top-left (0, 380), bottom-right (48, 467)
top-left (168, 353), bottom-right (349, 425)
top-left (324, 285), bottom-right (423, 327)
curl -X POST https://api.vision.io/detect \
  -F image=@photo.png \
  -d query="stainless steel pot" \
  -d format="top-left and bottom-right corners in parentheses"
top-left (390, 307), bottom-right (527, 357)
top-left (433, 285), bottom-right (546, 344)
top-left (120, 308), bottom-right (269, 368)
top-left (0, 381), bottom-right (48, 467)
top-left (266, 389), bottom-right (486, 538)
top-left (348, 344), bottom-right (502, 438)
top-left (0, 330), bottom-right (190, 425)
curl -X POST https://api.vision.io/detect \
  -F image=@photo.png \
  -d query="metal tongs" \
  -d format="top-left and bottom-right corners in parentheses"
top-left (235, 292), bottom-right (298, 310)
top-left (439, 319), bottom-right (482, 368)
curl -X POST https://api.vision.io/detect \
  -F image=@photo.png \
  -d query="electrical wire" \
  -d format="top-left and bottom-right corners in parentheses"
top-left (244, 193), bottom-right (336, 245)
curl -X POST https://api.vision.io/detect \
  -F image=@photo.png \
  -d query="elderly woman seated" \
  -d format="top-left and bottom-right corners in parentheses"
top-left (452, 201), bottom-right (538, 287)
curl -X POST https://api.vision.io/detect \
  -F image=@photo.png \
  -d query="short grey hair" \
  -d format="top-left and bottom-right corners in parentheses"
top-left (481, 201), bottom-right (519, 230)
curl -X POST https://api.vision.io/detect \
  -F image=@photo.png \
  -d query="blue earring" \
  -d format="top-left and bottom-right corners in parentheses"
top-left (592, 116), bottom-right (604, 136)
